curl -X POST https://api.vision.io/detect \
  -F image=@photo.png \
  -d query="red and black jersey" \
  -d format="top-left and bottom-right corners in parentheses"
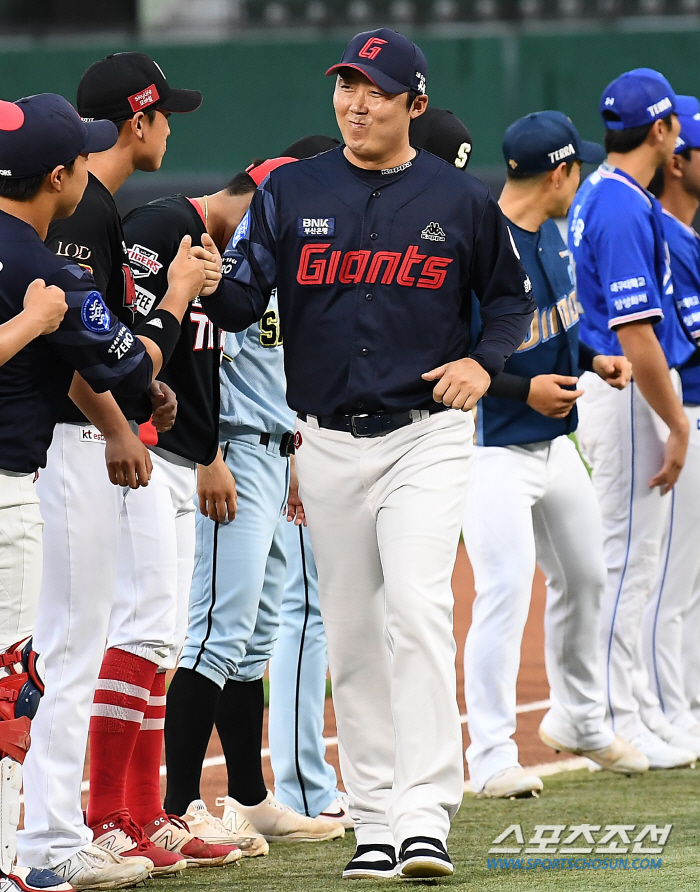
top-left (46, 172), bottom-right (149, 423)
top-left (123, 195), bottom-right (222, 465)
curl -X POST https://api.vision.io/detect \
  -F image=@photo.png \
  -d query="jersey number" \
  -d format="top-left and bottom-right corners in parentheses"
top-left (260, 309), bottom-right (282, 347)
top-left (190, 311), bottom-right (216, 351)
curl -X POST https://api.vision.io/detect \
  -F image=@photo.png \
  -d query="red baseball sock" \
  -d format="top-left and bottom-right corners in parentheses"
top-left (126, 670), bottom-right (167, 827)
top-left (87, 648), bottom-right (157, 827)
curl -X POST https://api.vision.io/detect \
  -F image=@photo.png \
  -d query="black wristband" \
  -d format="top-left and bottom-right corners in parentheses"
top-left (134, 309), bottom-right (182, 368)
top-left (487, 371), bottom-right (531, 402)
top-left (578, 340), bottom-right (600, 373)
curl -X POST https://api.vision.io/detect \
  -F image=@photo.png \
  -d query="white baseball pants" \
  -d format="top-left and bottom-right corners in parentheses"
top-left (19, 429), bottom-right (195, 869)
top-left (0, 471), bottom-right (43, 652)
top-left (294, 410), bottom-right (472, 849)
top-left (463, 435), bottom-right (612, 793)
top-left (576, 370), bottom-right (680, 741)
top-left (641, 403), bottom-right (700, 731)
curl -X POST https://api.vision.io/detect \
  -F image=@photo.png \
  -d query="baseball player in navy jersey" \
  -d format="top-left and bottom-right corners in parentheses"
top-left (17, 56), bottom-right (218, 888)
top-left (643, 112), bottom-right (700, 737)
top-left (199, 28), bottom-right (533, 879)
top-left (0, 92), bottom-right (205, 892)
top-left (463, 111), bottom-right (647, 801)
top-left (570, 68), bottom-right (700, 769)
top-left (162, 153), bottom-right (345, 850)
top-left (267, 111), bottom-right (474, 827)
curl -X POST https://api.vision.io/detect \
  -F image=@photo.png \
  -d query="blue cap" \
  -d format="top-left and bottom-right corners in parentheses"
top-left (600, 68), bottom-right (700, 131)
top-left (503, 110), bottom-right (605, 176)
top-left (0, 93), bottom-right (117, 179)
top-left (326, 28), bottom-right (427, 96)
top-left (675, 111), bottom-right (700, 153)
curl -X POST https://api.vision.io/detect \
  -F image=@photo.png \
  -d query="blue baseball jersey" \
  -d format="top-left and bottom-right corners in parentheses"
top-left (0, 210), bottom-right (152, 473)
top-left (478, 218), bottom-right (580, 447)
top-left (661, 209), bottom-right (700, 403)
top-left (220, 290), bottom-right (295, 439)
top-left (203, 146), bottom-right (534, 417)
top-left (569, 164), bottom-right (694, 369)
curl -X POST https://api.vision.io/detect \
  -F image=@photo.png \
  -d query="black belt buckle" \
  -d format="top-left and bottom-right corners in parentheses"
top-left (349, 414), bottom-right (371, 438)
top-left (280, 431), bottom-right (295, 456)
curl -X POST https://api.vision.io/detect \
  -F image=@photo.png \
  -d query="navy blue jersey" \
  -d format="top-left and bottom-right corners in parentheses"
top-left (569, 165), bottom-right (694, 369)
top-left (0, 210), bottom-right (152, 473)
top-left (661, 209), bottom-right (700, 403)
top-left (478, 219), bottom-right (580, 447)
top-left (202, 147), bottom-right (534, 417)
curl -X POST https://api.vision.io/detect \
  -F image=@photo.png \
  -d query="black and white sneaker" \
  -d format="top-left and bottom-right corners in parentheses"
top-left (398, 837), bottom-right (453, 878)
top-left (342, 844), bottom-right (398, 879)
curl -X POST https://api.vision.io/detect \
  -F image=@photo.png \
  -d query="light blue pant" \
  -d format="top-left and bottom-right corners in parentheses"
top-left (268, 522), bottom-right (340, 817)
top-left (179, 434), bottom-right (289, 688)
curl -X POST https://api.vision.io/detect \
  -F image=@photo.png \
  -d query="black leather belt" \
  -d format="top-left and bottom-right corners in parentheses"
top-left (259, 431), bottom-right (295, 456)
top-left (297, 404), bottom-right (446, 439)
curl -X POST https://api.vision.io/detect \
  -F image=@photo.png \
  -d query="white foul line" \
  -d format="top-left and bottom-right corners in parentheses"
top-left (75, 698), bottom-right (552, 793)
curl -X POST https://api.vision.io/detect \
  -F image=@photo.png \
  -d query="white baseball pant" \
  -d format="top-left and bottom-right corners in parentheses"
top-left (576, 370), bottom-right (680, 742)
top-left (463, 434), bottom-right (613, 793)
top-left (294, 409), bottom-right (472, 849)
top-left (641, 403), bottom-right (700, 731)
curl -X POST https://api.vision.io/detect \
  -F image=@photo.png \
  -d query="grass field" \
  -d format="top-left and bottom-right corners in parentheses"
top-left (155, 766), bottom-right (700, 892)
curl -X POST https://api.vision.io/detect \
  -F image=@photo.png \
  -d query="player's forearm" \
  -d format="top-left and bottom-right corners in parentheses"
top-left (69, 373), bottom-right (134, 436)
top-left (616, 322), bottom-right (688, 433)
top-left (0, 311), bottom-right (45, 366)
top-left (471, 310), bottom-right (535, 377)
top-left (201, 278), bottom-right (262, 333)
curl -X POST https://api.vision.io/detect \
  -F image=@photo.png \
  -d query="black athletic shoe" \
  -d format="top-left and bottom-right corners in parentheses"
top-left (342, 844), bottom-right (398, 879)
top-left (398, 836), bottom-right (453, 878)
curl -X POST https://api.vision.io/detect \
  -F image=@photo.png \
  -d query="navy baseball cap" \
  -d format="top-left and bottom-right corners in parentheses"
top-left (600, 68), bottom-right (699, 131)
top-left (675, 111), bottom-right (700, 153)
top-left (503, 110), bottom-right (605, 176)
top-left (0, 93), bottom-right (117, 178)
top-left (326, 28), bottom-right (427, 95)
top-left (77, 52), bottom-right (202, 123)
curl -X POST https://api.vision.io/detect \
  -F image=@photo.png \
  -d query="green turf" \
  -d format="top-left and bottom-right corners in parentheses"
top-left (154, 766), bottom-right (700, 891)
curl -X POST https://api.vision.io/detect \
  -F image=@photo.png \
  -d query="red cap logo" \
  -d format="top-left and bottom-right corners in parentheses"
top-left (358, 37), bottom-right (387, 61)
top-left (128, 84), bottom-right (160, 113)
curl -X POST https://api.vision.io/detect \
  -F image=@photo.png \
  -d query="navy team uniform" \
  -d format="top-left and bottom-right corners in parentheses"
top-left (201, 109), bottom-right (533, 865)
top-left (569, 68), bottom-right (700, 767)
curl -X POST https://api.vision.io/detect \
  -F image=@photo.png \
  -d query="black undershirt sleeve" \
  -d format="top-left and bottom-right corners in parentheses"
top-left (487, 371), bottom-right (531, 402)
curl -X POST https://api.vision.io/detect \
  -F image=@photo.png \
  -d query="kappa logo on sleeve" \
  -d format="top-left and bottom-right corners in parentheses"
top-left (128, 244), bottom-right (163, 278)
top-left (298, 217), bottom-right (335, 237)
top-left (81, 291), bottom-right (111, 332)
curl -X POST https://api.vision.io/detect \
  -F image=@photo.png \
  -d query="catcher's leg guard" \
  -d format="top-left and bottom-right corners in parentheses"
top-left (0, 638), bottom-right (45, 874)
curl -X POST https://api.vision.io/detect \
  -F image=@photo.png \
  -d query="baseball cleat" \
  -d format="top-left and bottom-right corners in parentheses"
top-left (477, 766), bottom-right (543, 799)
top-left (398, 837), bottom-right (453, 878)
top-left (661, 726), bottom-right (700, 759)
top-left (91, 811), bottom-right (187, 876)
top-left (538, 728), bottom-right (649, 775)
top-left (629, 728), bottom-right (696, 770)
top-left (317, 792), bottom-right (354, 830)
top-left (223, 792), bottom-right (344, 842)
top-left (51, 843), bottom-right (152, 890)
top-left (342, 844), bottom-right (397, 879)
top-left (3, 867), bottom-right (74, 892)
top-left (190, 798), bottom-right (268, 857)
top-left (143, 813), bottom-right (241, 868)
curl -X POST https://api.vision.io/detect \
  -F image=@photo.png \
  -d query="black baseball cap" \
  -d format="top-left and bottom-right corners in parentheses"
top-left (326, 28), bottom-right (427, 96)
top-left (410, 107), bottom-right (473, 170)
top-left (77, 52), bottom-right (202, 123)
top-left (503, 110), bottom-right (605, 176)
top-left (282, 135), bottom-right (342, 159)
top-left (0, 93), bottom-right (117, 178)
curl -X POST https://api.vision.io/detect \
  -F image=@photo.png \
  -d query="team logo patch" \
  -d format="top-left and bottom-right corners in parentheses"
top-left (128, 83), bottom-right (159, 112)
top-left (128, 244), bottom-right (163, 278)
top-left (293, 431), bottom-right (303, 450)
top-left (421, 222), bottom-right (446, 242)
top-left (81, 291), bottom-right (110, 332)
top-left (231, 210), bottom-right (250, 248)
top-left (298, 217), bottom-right (335, 237)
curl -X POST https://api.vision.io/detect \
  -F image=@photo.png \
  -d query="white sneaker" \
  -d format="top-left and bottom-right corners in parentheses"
top-left (51, 843), bottom-right (152, 890)
top-left (538, 728), bottom-right (649, 776)
top-left (225, 792), bottom-right (344, 842)
top-left (630, 728), bottom-right (696, 769)
top-left (476, 767), bottom-right (543, 799)
top-left (661, 726), bottom-right (700, 758)
top-left (317, 792), bottom-right (354, 830)
top-left (186, 799), bottom-right (268, 857)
